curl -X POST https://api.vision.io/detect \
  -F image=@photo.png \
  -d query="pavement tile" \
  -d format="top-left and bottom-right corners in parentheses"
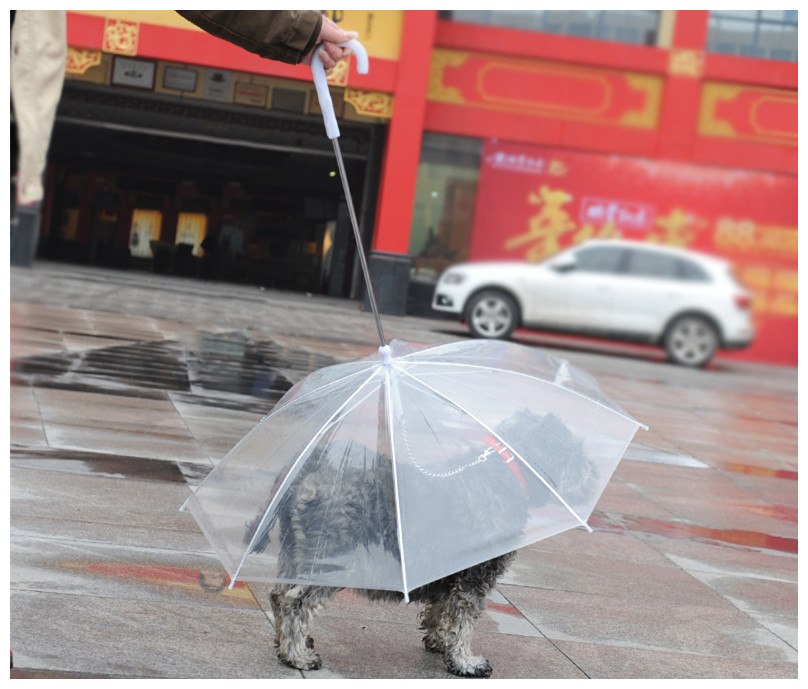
top-left (40, 423), bottom-right (208, 462)
top-left (167, 393), bottom-right (267, 461)
top-left (683, 570), bottom-right (797, 620)
top-left (10, 591), bottom-right (292, 679)
top-left (653, 539), bottom-right (797, 582)
top-left (10, 462), bottom-right (199, 544)
top-left (510, 522), bottom-right (673, 566)
top-left (499, 584), bottom-right (797, 664)
top-left (30, 387), bottom-right (209, 462)
top-left (501, 547), bottom-right (728, 609)
top-left (552, 639), bottom-right (797, 679)
top-left (594, 475), bottom-right (681, 521)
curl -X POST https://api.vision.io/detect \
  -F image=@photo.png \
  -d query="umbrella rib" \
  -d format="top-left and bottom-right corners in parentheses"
top-left (231, 365), bottom-right (386, 585)
top-left (269, 364), bottom-right (377, 415)
top-left (394, 365), bottom-right (593, 532)
top-left (384, 365), bottom-right (411, 601)
top-left (398, 360), bottom-right (644, 428)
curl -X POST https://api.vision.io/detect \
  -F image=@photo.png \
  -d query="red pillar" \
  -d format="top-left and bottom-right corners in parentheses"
top-left (371, 10), bottom-right (438, 254)
top-left (656, 10), bottom-right (709, 160)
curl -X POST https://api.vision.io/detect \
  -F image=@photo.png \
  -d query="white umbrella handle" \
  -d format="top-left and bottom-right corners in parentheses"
top-left (311, 38), bottom-right (369, 139)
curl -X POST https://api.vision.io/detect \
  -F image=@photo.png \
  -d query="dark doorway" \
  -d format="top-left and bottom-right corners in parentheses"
top-left (39, 81), bottom-right (384, 298)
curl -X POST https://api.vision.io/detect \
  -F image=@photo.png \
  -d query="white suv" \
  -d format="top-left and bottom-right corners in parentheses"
top-left (431, 239), bottom-right (754, 367)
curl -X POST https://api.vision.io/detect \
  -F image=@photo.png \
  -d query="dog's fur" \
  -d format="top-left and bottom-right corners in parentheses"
top-left (269, 553), bottom-right (515, 677)
top-left (248, 410), bottom-right (582, 677)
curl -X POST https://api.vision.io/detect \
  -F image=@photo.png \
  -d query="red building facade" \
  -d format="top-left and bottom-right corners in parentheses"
top-left (48, 11), bottom-right (797, 365)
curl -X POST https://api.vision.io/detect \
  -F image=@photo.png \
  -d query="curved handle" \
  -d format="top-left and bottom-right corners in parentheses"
top-left (311, 38), bottom-right (369, 139)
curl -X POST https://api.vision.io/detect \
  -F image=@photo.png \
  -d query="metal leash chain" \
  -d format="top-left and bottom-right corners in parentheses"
top-left (400, 419), bottom-right (493, 478)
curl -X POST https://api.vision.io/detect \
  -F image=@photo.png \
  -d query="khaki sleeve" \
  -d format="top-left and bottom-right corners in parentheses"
top-left (176, 10), bottom-right (323, 65)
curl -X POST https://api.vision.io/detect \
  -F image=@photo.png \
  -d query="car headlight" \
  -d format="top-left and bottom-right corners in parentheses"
top-left (441, 272), bottom-right (467, 285)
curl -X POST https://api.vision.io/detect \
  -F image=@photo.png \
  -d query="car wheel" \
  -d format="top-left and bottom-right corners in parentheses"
top-left (466, 291), bottom-right (518, 340)
top-left (664, 315), bottom-right (719, 367)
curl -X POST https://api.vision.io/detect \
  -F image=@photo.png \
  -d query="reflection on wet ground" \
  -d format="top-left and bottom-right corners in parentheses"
top-left (590, 512), bottom-right (797, 555)
top-left (60, 561), bottom-right (253, 600)
top-left (712, 462), bottom-right (798, 481)
top-left (11, 329), bottom-right (339, 413)
top-left (10, 448), bottom-right (188, 483)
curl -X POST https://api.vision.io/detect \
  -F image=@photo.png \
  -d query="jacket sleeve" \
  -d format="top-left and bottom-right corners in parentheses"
top-left (176, 10), bottom-right (323, 65)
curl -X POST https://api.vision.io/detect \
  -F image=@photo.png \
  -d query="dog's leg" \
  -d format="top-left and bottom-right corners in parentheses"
top-left (270, 584), bottom-right (338, 671)
top-left (419, 593), bottom-right (450, 654)
top-left (439, 582), bottom-right (493, 678)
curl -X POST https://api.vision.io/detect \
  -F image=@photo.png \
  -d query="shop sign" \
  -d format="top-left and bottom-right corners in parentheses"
top-left (163, 66), bottom-right (198, 93)
top-left (234, 82), bottom-right (268, 108)
top-left (470, 140), bottom-right (797, 365)
top-left (202, 70), bottom-right (233, 103)
top-left (111, 56), bottom-right (155, 90)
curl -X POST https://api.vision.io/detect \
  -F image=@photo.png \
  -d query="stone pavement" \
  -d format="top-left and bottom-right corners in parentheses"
top-left (8, 262), bottom-right (798, 679)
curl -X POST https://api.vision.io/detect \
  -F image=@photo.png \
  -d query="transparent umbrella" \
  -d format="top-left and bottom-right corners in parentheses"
top-left (181, 338), bottom-right (644, 599)
top-left (180, 40), bottom-right (645, 600)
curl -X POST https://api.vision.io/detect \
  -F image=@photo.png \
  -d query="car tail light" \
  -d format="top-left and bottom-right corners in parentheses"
top-left (734, 294), bottom-right (752, 310)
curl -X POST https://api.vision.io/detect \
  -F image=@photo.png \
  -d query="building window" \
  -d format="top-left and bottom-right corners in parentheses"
top-left (439, 10), bottom-right (661, 46)
top-left (707, 10), bottom-right (798, 62)
top-left (409, 133), bottom-right (482, 277)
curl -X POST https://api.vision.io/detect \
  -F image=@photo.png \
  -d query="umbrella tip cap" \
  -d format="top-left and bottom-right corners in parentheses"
top-left (378, 344), bottom-right (392, 366)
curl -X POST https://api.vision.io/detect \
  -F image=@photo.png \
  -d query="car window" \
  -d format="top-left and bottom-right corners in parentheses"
top-left (679, 258), bottom-right (711, 282)
top-left (574, 246), bottom-right (625, 273)
top-left (625, 248), bottom-right (679, 279)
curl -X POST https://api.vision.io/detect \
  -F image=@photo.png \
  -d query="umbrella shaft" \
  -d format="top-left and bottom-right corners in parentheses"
top-left (332, 138), bottom-right (387, 348)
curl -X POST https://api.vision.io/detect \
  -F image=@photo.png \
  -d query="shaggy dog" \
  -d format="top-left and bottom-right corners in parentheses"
top-left (247, 410), bottom-right (582, 677)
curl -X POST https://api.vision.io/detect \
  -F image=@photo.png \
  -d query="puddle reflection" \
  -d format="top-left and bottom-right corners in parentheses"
top-left (62, 561), bottom-right (253, 600)
top-left (11, 449), bottom-right (188, 482)
top-left (10, 329), bottom-right (340, 413)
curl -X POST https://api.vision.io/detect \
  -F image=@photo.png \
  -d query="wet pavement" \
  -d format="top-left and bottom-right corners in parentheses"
top-left (8, 261), bottom-right (798, 679)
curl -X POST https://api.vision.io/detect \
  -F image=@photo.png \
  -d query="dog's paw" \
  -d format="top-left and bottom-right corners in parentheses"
top-left (445, 654), bottom-right (492, 678)
top-left (279, 650), bottom-right (323, 671)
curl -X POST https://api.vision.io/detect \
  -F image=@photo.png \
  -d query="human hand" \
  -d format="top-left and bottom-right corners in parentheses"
top-left (303, 15), bottom-right (358, 70)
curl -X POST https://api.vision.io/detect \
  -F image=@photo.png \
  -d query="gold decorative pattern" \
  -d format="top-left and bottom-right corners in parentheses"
top-left (428, 48), bottom-right (661, 130)
top-left (345, 88), bottom-right (394, 118)
top-left (619, 74), bottom-right (662, 129)
top-left (103, 18), bottom-right (139, 56)
top-left (326, 58), bottom-right (350, 86)
top-left (428, 49), bottom-right (469, 104)
top-left (66, 47), bottom-right (102, 75)
top-left (698, 83), bottom-right (739, 137)
top-left (699, 82), bottom-right (797, 145)
top-left (668, 49), bottom-right (704, 78)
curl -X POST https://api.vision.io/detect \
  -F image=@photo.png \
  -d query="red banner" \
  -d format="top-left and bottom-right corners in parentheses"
top-left (471, 140), bottom-right (797, 365)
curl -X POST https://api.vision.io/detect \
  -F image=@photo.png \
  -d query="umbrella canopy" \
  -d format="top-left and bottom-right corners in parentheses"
top-left (181, 338), bottom-right (644, 598)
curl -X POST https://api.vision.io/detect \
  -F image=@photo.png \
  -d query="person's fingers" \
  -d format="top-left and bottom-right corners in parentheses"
top-left (319, 15), bottom-right (357, 44)
top-left (323, 41), bottom-right (349, 64)
top-left (302, 16), bottom-right (358, 69)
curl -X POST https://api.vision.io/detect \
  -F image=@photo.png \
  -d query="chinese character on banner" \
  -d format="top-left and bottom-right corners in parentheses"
top-left (504, 186), bottom-right (576, 261)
